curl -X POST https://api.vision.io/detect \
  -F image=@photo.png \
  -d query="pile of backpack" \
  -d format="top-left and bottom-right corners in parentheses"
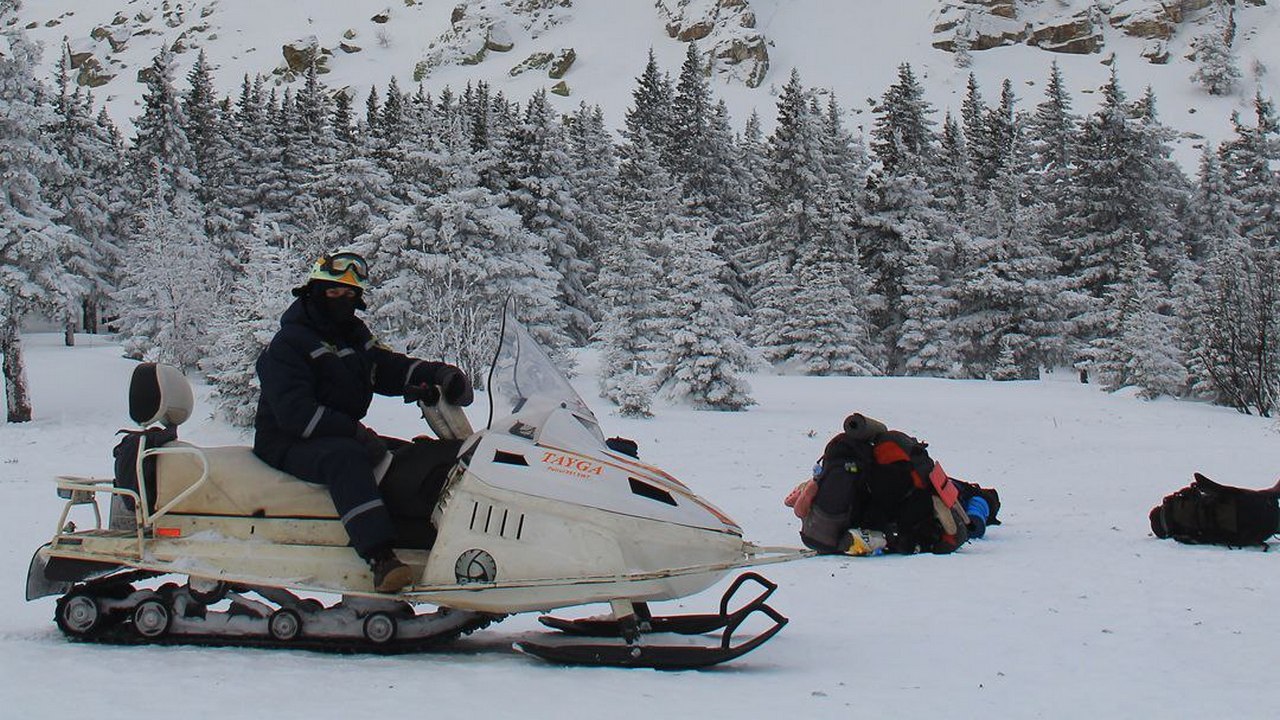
top-left (786, 413), bottom-right (1000, 556)
top-left (787, 411), bottom-right (1280, 556)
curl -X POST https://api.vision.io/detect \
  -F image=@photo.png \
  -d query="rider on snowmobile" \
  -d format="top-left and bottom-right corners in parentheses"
top-left (252, 251), bottom-right (474, 593)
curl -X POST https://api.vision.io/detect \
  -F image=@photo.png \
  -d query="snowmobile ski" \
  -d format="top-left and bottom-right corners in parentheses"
top-left (537, 572), bottom-right (778, 637)
top-left (515, 599), bottom-right (789, 670)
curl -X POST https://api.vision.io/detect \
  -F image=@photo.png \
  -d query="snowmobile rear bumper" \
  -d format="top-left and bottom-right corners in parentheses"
top-left (26, 545), bottom-right (122, 601)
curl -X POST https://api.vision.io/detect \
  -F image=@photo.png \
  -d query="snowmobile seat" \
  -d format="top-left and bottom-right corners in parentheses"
top-left (124, 362), bottom-right (337, 519)
top-left (155, 445), bottom-right (338, 518)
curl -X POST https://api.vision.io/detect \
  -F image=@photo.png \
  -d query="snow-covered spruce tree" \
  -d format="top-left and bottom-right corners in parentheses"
top-left (362, 124), bottom-right (565, 382)
top-left (502, 90), bottom-right (594, 344)
top-left (1182, 143), bottom-right (1241, 263)
top-left (1092, 242), bottom-right (1186, 399)
top-left (597, 114), bottom-right (684, 405)
top-left (203, 226), bottom-right (300, 426)
top-left (768, 251), bottom-right (879, 376)
top-left (960, 73), bottom-right (989, 193)
top-left (859, 62), bottom-right (948, 374)
top-left (128, 45), bottom-right (199, 201)
top-left (951, 154), bottom-right (1062, 381)
top-left (898, 230), bottom-right (960, 378)
top-left (112, 164), bottom-right (217, 372)
top-left (1056, 68), bottom-right (1186, 363)
top-left (183, 49), bottom-right (245, 269)
top-left (1172, 144), bottom-right (1241, 402)
top-left (1220, 93), bottom-right (1280, 249)
top-left (0, 23), bottom-right (80, 422)
top-left (306, 89), bottom-right (398, 261)
top-left (591, 232), bottom-right (662, 417)
top-left (1024, 63), bottom-right (1078, 252)
top-left (748, 69), bottom-right (849, 346)
top-left (652, 228), bottom-right (754, 411)
top-left (669, 42), bottom-right (748, 231)
top-left (1131, 87), bottom-right (1191, 281)
top-left (870, 63), bottom-right (936, 177)
top-left (49, 51), bottom-right (123, 342)
top-left (1191, 11), bottom-right (1242, 96)
top-left (1181, 236), bottom-right (1280, 415)
top-left (627, 49), bottom-right (676, 175)
top-left (564, 102), bottom-right (620, 288)
top-left (1177, 112), bottom-right (1280, 412)
top-left (936, 112), bottom-right (975, 222)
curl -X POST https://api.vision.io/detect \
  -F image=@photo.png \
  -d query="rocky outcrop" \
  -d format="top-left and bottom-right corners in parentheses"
top-left (1028, 11), bottom-right (1103, 54)
top-left (548, 47), bottom-right (575, 78)
top-left (418, 0), bottom-right (574, 79)
top-left (656, 0), bottom-right (770, 87)
top-left (282, 36), bottom-right (319, 72)
top-left (933, 0), bottom-right (1243, 60)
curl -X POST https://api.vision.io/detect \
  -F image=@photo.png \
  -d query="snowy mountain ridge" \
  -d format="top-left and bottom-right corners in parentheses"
top-left (9, 0), bottom-right (1280, 162)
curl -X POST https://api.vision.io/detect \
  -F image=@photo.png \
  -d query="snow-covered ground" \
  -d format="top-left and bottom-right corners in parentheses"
top-left (3, 332), bottom-right (1279, 718)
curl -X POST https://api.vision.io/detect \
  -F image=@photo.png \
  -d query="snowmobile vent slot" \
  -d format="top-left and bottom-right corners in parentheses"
top-left (493, 450), bottom-right (528, 466)
top-left (628, 478), bottom-right (677, 506)
top-left (469, 500), bottom-right (526, 539)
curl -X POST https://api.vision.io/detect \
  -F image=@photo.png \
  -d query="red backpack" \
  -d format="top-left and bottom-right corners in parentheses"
top-left (869, 430), bottom-right (969, 553)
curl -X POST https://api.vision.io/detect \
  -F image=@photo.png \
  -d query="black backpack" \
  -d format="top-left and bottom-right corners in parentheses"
top-left (111, 425), bottom-right (178, 512)
top-left (1150, 473), bottom-right (1280, 548)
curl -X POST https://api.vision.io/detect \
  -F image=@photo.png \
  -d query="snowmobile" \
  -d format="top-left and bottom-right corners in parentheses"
top-left (26, 305), bottom-right (810, 669)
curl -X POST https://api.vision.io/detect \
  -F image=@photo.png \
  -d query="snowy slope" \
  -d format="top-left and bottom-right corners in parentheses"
top-left (12, 0), bottom-right (1280, 166)
top-left (3, 333), bottom-right (1280, 719)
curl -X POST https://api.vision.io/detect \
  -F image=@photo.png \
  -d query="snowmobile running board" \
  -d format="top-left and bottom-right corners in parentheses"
top-left (515, 573), bottom-right (790, 670)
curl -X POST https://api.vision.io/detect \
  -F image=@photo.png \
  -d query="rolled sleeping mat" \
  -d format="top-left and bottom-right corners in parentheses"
top-left (843, 413), bottom-right (887, 441)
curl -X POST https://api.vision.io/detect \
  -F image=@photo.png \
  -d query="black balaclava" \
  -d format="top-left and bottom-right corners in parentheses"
top-left (305, 280), bottom-right (364, 332)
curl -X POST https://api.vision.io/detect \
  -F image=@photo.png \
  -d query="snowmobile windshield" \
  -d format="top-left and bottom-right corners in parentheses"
top-left (486, 306), bottom-right (603, 443)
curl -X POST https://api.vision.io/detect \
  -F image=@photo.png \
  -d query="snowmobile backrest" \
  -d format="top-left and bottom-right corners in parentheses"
top-left (128, 363), bottom-right (194, 427)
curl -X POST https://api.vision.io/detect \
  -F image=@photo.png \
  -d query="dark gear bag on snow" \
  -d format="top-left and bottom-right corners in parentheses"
top-left (111, 425), bottom-right (179, 512)
top-left (801, 413), bottom-right (970, 555)
top-left (1150, 473), bottom-right (1280, 548)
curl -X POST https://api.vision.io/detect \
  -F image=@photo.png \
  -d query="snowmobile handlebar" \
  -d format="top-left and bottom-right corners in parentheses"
top-left (411, 385), bottom-right (474, 441)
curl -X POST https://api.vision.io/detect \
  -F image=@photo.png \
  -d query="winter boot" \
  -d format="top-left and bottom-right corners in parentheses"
top-left (370, 550), bottom-right (415, 593)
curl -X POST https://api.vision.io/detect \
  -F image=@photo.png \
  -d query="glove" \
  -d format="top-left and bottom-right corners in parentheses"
top-left (437, 366), bottom-right (474, 407)
top-left (354, 424), bottom-right (390, 466)
top-left (783, 479), bottom-right (818, 519)
top-left (403, 383), bottom-right (440, 405)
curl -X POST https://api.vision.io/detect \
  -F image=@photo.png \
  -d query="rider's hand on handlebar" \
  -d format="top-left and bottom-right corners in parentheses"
top-left (403, 383), bottom-right (441, 405)
top-left (437, 367), bottom-right (474, 407)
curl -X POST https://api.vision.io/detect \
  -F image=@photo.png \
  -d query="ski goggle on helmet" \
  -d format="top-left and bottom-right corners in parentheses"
top-left (306, 252), bottom-right (370, 291)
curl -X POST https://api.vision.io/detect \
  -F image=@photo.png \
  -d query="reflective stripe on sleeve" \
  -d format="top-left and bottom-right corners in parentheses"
top-left (341, 498), bottom-right (385, 526)
top-left (404, 359), bottom-right (424, 388)
top-left (302, 406), bottom-right (325, 439)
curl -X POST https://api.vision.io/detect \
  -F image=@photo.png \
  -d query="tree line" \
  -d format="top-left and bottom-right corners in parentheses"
top-left (3, 16), bottom-right (1279, 423)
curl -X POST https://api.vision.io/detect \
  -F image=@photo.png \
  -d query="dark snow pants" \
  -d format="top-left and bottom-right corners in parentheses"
top-left (280, 436), bottom-right (392, 559)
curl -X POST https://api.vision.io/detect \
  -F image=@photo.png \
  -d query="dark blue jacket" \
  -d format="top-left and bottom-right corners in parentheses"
top-left (253, 298), bottom-right (449, 467)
